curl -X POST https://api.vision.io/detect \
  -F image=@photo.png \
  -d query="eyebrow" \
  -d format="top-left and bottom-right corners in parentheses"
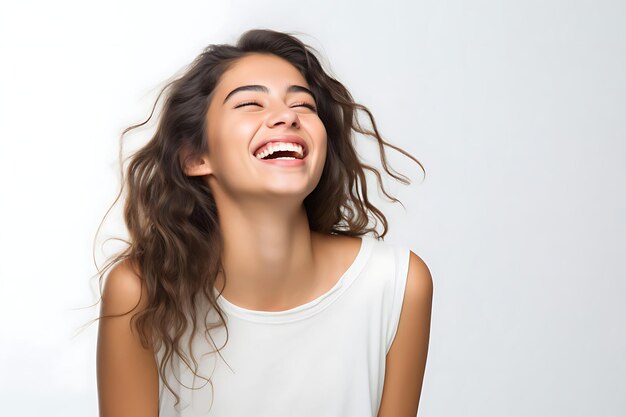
top-left (222, 84), bottom-right (315, 104)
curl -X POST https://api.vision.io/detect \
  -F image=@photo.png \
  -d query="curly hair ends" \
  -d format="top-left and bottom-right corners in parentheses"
top-left (89, 28), bottom-right (425, 407)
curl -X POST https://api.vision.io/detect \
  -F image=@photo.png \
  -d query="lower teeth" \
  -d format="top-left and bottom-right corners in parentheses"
top-left (272, 157), bottom-right (296, 160)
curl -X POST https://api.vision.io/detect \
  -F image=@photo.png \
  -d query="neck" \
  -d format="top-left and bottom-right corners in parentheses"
top-left (213, 193), bottom-right (324, 311)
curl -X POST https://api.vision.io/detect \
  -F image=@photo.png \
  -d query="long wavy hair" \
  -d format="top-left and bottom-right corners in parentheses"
top-left (91, 28), bottom-right (425, 406)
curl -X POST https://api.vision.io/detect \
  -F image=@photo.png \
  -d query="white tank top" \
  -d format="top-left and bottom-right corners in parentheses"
top-left (156, 234), bottom-right (411, 417)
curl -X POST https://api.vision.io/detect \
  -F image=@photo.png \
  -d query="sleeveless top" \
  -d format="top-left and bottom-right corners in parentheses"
top-left (155, 235), bottom-right (411, 417)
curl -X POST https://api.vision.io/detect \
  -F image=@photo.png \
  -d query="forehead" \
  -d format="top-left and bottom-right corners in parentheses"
top-left (216, 53), bottom-right (309, 93)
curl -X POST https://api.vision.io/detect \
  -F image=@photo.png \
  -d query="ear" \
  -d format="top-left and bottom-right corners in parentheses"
top-left (179, 144), bottom-right (213, 177)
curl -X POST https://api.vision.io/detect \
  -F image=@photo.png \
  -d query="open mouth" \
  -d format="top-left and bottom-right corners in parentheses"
top-left (258, 150), bottom-right (302, 160)
top-left (253, 142), bottom-right (307, 160)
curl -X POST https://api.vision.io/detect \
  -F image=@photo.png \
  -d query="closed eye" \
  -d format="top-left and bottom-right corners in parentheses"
top-left (293, 102), bottom-right (317, 112)
top-left (234, 101), bottom-right (317, 112)
top-left (234, 101), bottom-right (262, 108)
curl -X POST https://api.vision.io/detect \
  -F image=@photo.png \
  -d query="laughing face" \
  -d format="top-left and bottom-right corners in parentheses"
top-left (185, 52), bottom-right (328, 203)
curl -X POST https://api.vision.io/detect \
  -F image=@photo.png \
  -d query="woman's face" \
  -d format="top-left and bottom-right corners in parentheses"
top-left (197, 53), bottom-right (327, 203)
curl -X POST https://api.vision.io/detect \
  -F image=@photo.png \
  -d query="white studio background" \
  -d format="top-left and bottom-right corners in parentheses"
top-left (0, 1), bottom-right (624, 416)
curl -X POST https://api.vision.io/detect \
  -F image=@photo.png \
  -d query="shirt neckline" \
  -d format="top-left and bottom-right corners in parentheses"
top-left (212, 235), bottom-right (376, 324)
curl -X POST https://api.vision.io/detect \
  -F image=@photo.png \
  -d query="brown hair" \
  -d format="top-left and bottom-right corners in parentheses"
top-left (90, 28), bottom-right (425, 406)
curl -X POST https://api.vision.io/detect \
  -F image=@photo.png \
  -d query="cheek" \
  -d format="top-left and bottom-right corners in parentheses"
top-left (305, 117), bottom-right (327, 141)
top-left (316, 122), bottom-right (328, 149)
top-left (212, 115), bottom-right (258, 155)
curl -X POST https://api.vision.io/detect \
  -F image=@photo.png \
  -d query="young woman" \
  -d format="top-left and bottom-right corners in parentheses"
top-left (96, 29), bottom-right (433, 417)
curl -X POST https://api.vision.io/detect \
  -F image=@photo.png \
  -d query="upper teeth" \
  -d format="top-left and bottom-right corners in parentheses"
top-left (254, 142), bottom-right (304, 159)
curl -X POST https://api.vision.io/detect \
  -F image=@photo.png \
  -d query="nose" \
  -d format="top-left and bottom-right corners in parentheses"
top-left (266, 103), bottom-right (301, 129)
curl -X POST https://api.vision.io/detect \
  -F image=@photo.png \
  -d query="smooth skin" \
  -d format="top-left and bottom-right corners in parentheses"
top-left (97, 53), bottom-right (433, 416)
top-left (378, 252), bottom-right (433, 416)
top-left (184, 53), bottom-right (330, 311)
top-left (97, 259), bottom-right (158, 417)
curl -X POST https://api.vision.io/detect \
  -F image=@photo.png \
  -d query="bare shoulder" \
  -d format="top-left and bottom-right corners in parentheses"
top-left (377, 250), bottom-right (433, 417)
top-left (100, 258), bottom-right (149, 317)
top-left (405, 251), bottom-right (434, 309)
top-left (97, 258), bottom-right (159, 417)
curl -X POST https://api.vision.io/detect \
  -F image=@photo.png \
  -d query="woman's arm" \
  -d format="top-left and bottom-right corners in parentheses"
top-left (96, 260), bottom-right (159, 417)
top-left (377, 251), bottom-right (433, 417)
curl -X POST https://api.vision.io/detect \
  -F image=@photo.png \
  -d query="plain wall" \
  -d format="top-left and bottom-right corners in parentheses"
top-left (0, 0), bottom-right (624, 416)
